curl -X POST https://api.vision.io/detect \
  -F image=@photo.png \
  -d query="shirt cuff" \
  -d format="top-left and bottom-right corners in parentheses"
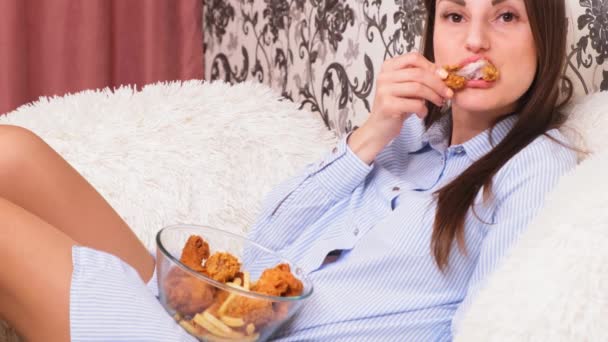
top-left (309, 133), bottom-right (373, 200)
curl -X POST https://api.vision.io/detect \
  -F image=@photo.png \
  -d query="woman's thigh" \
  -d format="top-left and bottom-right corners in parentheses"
top-left (0, 125), bottom-right (153, 282)
top-left (0, 197), bottom-right (73, 342)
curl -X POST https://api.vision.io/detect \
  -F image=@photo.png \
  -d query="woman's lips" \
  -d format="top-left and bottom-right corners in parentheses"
top-left (465, 79), bottom-right (495, 89)
top-left (458, 55), bottom-right (492, 68)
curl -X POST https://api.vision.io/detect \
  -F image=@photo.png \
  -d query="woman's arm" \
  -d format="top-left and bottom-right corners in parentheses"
top-left (247, 134), bottom-right (372, 251)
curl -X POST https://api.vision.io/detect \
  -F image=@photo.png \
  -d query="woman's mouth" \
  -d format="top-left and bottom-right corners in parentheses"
top-left (443, 58), bottom-right (500, 91)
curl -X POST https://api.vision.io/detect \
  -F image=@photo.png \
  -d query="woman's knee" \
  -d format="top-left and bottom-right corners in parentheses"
top-left (0, 125), bottom-right (45, 177)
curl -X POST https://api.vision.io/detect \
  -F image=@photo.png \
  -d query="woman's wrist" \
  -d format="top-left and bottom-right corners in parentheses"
top-left (347, 122), bottom-right (391, 165)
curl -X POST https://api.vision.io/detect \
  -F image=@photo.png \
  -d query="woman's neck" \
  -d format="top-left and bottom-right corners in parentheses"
top-left (450, 105), bottom-right (514, 146)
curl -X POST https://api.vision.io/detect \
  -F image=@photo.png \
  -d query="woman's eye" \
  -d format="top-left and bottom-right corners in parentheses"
top-left (499, 12), bottom-right (517, 22)
top-left (446, 13), bottom-right (464, 23)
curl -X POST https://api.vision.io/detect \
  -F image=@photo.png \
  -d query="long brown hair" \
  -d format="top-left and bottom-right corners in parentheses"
top-left (421, 0), bottom-right (572, 271)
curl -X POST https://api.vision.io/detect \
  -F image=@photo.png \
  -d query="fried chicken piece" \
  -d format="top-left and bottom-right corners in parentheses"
top-left (179, 235), bottom-right (210, 272)
top-left (233, 271), bottom-right (245, 285)
top-left (251, 263), bottom-right (303, 297)
top-left (444, 73), bottom-right (467, 91)
top-left (222, 296), bottom-right (275, 327)
top-left (164, 268), bottom-right (216, 316)
top-left (205, 252), bottom-right (241, 283)
top-left (443, 60), bottom-right (500, 91)
top-left (482, 63), bottom-right (499, 82)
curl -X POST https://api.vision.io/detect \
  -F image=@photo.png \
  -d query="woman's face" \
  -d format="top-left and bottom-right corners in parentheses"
top-left (433, 0), bottom-right (537, 116)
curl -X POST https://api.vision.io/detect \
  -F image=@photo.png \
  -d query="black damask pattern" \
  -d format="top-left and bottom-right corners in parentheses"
top-left (566, 0), bottom-right (608, 94)
top-left (208, 0), bottom-right (374, 132)
top-left (363, 0), bottom-right (425, 59)
top-left (578, 0), bottom-right (608, 65)
top-left (204, 0), bottom-right (236, 44)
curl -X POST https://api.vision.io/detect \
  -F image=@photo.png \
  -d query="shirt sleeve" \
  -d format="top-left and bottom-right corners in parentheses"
top-left (450, 137), bottom-right (577, 336)
top-left (247, 133), bottom-right (373, 251)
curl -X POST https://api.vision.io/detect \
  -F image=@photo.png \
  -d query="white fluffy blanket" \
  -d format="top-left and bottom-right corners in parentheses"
top-left (0, 81), bottom-right (336, 249)
top-left (454, 92), bottom-right (608, 341)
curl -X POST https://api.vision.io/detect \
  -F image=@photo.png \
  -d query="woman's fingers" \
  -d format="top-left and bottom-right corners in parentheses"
top-left (389, 98), bottom-right (429, 118)
top-left (379, 67), bottom-right (453, 101)
top-left (382, 52), bottom-right (444, 76)
top-left (385, 81), bottom-right (447, 108)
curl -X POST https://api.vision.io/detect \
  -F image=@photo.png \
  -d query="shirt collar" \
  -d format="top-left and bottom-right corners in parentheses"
top-left (408, 113), bottom-right (518, 162)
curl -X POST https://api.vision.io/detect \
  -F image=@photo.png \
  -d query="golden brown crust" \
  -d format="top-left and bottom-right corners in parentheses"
top-left (444, 73), bottom-right (467, 90)
top-left (222, 297), bottom-right (275, 327)
top-left (205, 252), bottom-right (242, 283)
top-left (443, 62), bottom-right (500, 91)
top-left (179, 235), bottom-right (210, 272)
top-left (251, 263), bottom-right (303, 297)
top-left (482, 64), bottom-right (499, 82)
top-left (164, 268), bottom-right (216, 316)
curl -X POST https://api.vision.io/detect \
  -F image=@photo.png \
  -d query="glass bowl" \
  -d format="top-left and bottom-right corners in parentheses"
top-left (156, 224), bottom-right (313, 341)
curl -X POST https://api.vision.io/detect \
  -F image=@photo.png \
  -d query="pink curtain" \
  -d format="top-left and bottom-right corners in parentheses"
top-left (0, 0), bottom-right (204, 115)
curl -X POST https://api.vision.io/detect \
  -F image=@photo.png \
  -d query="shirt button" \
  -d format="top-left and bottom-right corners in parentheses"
top-left (332, 147), bottom-right (338, 154)
top-left (353, 228), bottom-right (360, 236)
top-left (456, 146), bottom-right (464, 154)
top-left (392, 186), bottom-right (400, 192)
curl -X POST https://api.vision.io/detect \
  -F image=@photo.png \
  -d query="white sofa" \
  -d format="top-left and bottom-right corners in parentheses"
top-left (0, 80), bottom-right (607, 341)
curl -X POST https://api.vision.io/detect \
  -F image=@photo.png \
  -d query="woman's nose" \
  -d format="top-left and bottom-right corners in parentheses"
top-left (465, 21), bottom-right (491, 52)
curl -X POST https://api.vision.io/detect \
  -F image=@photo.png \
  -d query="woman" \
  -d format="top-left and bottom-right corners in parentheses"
top-left (0, 0), bottom-right (575, 340)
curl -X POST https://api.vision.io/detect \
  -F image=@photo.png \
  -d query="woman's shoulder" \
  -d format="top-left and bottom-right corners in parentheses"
top-left (494, 128), bottom-right (578, 190)
top-left (514, 128), bottom-right (577, 166)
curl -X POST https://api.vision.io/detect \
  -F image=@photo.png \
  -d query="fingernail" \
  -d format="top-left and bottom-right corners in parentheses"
top-left (446, 88), bottom-right (454, 98)
top-left (437, 68), bottom-right (449, 79)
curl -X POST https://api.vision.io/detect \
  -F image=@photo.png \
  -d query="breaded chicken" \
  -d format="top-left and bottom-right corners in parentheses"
top-left (222, 296), bottom-right (275, 327)
top-left (251, 263), bottom-right (303, 297)
top-left (205, 252), bottom-right (241, 283)
top-left (164, 268), bottom-right (216, 316)
top-left (444, 60), bottom-right (500, 91)
top-left (179, 235), bottom-right (210, 272)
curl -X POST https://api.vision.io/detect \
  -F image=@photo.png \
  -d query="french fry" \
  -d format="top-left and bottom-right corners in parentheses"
top-left (201, 332), bottom-right (260, 342)
top-left (226, 282), bottom-right (242, 289)
top-left (246, 323), bottom-right (256, 335)
top-left (243, 271), bottom-right (251, 290)
top-left (194, 313), bottom-right (234, 338)
top-left (230, 278), bottom-right (242, 286)
top-left (194, 312), bottom-right (246, 339)
top-left (203, 311), bottom-right (233, 334)
top-left (220, 315), bottom-right (245, 328)
top-left (178, 320), bottom-right (200, 336)
top-left (218, 293), bottom-right (237, 315)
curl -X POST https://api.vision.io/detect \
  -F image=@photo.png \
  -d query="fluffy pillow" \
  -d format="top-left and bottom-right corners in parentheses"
top-left (454, 91), bottom-right (608, 341)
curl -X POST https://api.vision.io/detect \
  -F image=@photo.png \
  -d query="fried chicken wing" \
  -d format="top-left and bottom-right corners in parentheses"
top-left (164, 268), bottom-right (216, 316)
top-left (444, 59), bottom-right (500, 91)
top-left (179, 235), bottom-right (210, 272)
top-left (251, 263), bottom-right (303, 297)
top-left (205, 252), bottom-right (242, 283)
top-left (222, 297), bottom-right (275, 327)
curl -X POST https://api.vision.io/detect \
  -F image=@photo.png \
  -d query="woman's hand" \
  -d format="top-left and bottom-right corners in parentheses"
top-left (348, 52), bottom-right (453, 164)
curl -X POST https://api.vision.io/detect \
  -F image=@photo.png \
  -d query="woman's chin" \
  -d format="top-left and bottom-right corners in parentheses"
top-left (451, 91), bottom-right (508, 115)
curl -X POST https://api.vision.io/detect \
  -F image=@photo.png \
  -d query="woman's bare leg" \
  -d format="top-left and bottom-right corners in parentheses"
top-left (0, 125), bottom-right (153, 281)
top-left (0, 198), bottom-right (74, 342)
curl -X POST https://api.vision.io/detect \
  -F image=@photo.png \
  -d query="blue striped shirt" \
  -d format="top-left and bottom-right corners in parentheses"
top-left (247, 114), bottom-right (577, 341)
